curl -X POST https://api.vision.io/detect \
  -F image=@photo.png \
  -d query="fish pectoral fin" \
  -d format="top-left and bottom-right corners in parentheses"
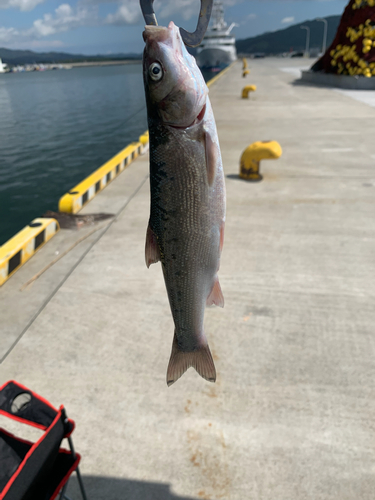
top-left (206, 278), bottom-right (224, 308)
top-left (145, 223), bottom-right (161, 268)
top-left (167, 332), bottom-right (216, 387)
top-left (205, 129), bottom-right (219, 187)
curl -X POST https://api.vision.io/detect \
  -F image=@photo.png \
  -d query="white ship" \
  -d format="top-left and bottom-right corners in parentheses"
top-left (0, 58), bottom-right (8, 73)
top-left (196, 1), bottom-right (237, 70)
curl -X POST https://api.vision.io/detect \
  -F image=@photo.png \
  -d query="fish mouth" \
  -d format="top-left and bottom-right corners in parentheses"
top-left (167, 103), bottom-right (206, 130)
top-left (143, 25), bottom-right (170, 44)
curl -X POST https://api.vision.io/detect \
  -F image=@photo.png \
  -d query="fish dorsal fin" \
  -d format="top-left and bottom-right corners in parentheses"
top-left (205, 128), bottom-right (218, 187)
top-left (206, 278), bottom-right (224, 308)
top-left (145, 223), bottom-right (161, 268)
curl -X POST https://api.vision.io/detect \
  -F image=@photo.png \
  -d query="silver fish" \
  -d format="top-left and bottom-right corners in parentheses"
top-left (143, 22), bottom-right (226, 386)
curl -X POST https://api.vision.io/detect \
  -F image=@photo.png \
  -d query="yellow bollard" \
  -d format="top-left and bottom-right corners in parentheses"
top-left (242, 69), bottom-right (250, 77)
top-left (242, 85), bottom-right (256, 98)
top-left (239, 141), bottom-right (282, 181)
top-left (242, 57), bottom-right (248, 70)
top-left (139, 130), bottom-right (149, 146)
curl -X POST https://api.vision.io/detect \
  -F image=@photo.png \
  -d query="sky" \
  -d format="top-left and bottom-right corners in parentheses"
top-left (0, 0), bottom-right (348, 55)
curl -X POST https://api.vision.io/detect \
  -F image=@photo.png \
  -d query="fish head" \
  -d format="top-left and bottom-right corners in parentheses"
top-left (143, 21), bottom-right (208, 128)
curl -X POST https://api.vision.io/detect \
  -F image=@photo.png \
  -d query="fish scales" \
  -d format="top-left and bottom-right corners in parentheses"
top-left (143, 22), bottom-right (226, 386)
top-left (150, 127), bottom-right (217, 344)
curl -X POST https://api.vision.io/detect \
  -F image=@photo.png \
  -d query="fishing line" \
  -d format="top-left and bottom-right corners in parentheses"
top-left (120, 104), bottom-right (147, 129)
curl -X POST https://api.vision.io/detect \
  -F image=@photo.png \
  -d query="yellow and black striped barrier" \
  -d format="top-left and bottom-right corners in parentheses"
top-left (58, 133), bottom-right (148, 214)
top-left (0, 218), bottom-right (59, 286)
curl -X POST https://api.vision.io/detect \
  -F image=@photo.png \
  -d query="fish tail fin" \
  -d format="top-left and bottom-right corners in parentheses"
top-left (166, 332), bottom-right (216, 387)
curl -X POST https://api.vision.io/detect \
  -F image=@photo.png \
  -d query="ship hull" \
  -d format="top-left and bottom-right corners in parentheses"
top-left (196, 46), bottom-right (237, 70)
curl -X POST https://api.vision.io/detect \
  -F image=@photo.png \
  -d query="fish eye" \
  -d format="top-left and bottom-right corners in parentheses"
top-left (149, 62), bottom-right (163, 81)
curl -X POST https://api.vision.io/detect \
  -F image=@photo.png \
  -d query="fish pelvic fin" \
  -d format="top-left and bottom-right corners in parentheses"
top-left (206, 277), bottom-right (224, 308)
top-left (167, 332), bottom-right (216, 387)
top-left (145, 223), bottom-right (161, 268)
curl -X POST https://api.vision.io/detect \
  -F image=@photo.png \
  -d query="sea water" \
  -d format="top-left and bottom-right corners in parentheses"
top-left (0, 63), bottom-right (213, 245)
top-left (0, 63), bottom-right (147, 245)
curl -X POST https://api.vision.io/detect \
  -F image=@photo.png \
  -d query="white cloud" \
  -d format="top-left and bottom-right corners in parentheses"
top-left (104, 0), bottom-right (245, 26)
top-left (281, 16), bottom-right (295, 24)
top-left (30, 39), bottom-right (65, 47)
top-left (0, 1), bottom-right (97, 48)
top-left (238, 12), bottom-right (257, 25)
top-left (31, 3), bottom-right (98, 37)
top-left (0, 26), bottom-right (65, 47)
top-left (0, 0), bottom-right (44, 11)
top-left (158, 0), bottom-right (198, 22)
top-left (105, 0), bottom-right (141, 25)
top-left (13, 39), bottom-right (65, 49)
top-left (220, 0), bottom-right (244, 5)
top-left (0, 26), bottom-right (20, 43)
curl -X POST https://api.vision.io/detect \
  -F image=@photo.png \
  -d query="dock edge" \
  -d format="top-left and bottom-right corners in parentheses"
top-left (0, 218), bottom-right (59, 286)
top-left (58, 137), bottom-right (148, 214)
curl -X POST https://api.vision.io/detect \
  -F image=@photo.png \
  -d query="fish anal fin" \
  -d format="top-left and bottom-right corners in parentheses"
top-left (206, 278), bottom-right (224, 308)
top-left (205, 129), bottom-right (219, 187)
top-left (167, 332), bottom-right (216, 387)
top-left (145, 223), bottom-right (160, 268)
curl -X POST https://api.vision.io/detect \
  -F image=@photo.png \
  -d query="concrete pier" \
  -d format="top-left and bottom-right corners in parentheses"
top-left (1, 58), bottom-right (375, 499)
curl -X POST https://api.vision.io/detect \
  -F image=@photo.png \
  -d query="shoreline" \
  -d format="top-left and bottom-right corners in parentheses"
top-left (61, 59), bottom-right (142, 68)
top-left (0, 59), bottom-right (142, 73)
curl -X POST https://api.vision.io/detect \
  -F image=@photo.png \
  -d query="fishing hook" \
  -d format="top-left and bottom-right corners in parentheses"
top-left (140, 0), bottom-right (213, 48)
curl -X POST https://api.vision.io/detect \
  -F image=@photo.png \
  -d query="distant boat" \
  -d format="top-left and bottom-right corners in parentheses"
top-left (196, 1), bottom-right (237, 71)
top-left (0, 58), bottom-right (8, 73)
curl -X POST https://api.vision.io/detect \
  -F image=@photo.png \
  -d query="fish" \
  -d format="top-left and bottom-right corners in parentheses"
top-left (142, 21), bottom-right (226, 386)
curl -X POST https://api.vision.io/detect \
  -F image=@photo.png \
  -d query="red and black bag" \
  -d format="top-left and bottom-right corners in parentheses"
top-left (0, 380), bottom-right (87, 500)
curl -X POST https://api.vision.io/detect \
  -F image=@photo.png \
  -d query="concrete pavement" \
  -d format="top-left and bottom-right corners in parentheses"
top-left (1, 58), bottom-right (374, 500)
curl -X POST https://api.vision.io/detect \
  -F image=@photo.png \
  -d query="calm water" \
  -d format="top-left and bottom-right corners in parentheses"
top-left (0, 63), bottom-right (148, 245)
top-left (0, 64), bottom-right (213, 245)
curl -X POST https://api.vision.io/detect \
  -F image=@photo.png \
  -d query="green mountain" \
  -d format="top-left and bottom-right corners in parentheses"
top-left (236, 15), bottom-right (341, 55)
top-left (0, 48), bottom-right (141, 65)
